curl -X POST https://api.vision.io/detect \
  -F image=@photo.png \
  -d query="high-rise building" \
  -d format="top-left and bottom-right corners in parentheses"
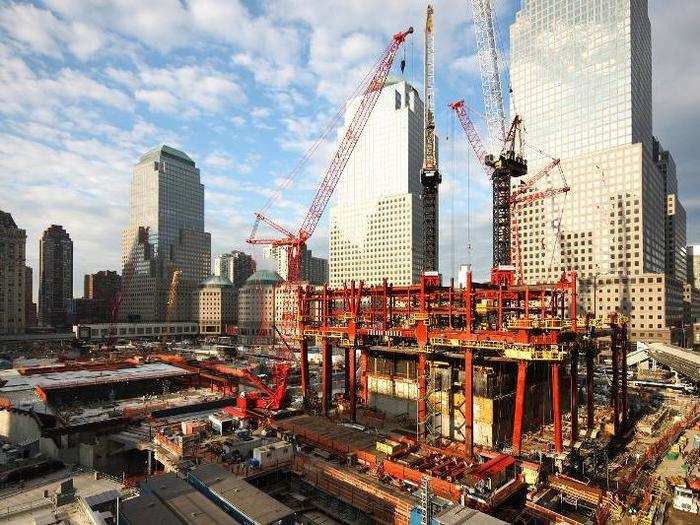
top-left (510, 0), bottom-right (686, 343)
top-left (329, 78), bottom-right (425, 287)
top-left (75, 270), bottom-right (122, 324)
top-left (24, 265), bottom-right (37, 329)
top-left (237, 270), bottom-right (283, 345)
top-left (0, 211), bottom-right (26, 335)
top-left (84, 270), bottom-right (122, 303)
top-left (214, 251), bottom-right (256, 289)
top-left (120, 145), bottom-right (211, 322)
top-left (687, 246), bottom-right (700, 290)
top-left (265, 245), bottom-right (328, 285)
top-left (38, 225), bottom-right (73, 329)
top-left (198, 275), bottom-right (236, 336)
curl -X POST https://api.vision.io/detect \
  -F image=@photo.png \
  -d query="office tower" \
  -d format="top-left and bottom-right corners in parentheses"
top-left (265, 245), bottom-right (328, 285)
top-left (38, 224), bottom-right (73, 329)
top-left (84, 270), bottom-right (122, 303)
top-left (0, 211), bottom-right (26, 335)
top-left (214, 251), bottom-right (256, 289)
top-left (24, 266), bottom-right (37, 328)
top-left (237, 270), bottom-right (283, 345)
top-left (329, 78), bottom-right (425, 287)
top-left (510, 0), bottom-right (686, 343)
top-left (688, 246), bottom-right (700, 290)
top-left (198, 275), bottom-right (236, 336)
top-left (75, 270), bottom-right (122, 323)
top-left (120, 145), bottom-right (211, 322)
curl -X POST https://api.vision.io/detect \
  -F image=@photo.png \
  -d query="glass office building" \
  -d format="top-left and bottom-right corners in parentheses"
top-left (509, 0), bottom-right (686, 343)
top-left (120, 145), bottom-right (211, 322)
top-left (329, 78), bottom-right (426, 287)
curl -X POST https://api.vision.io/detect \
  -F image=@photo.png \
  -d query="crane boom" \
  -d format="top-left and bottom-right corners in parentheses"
top-left (449, 99), bottom-right (492, 176)
top-left (298, 27), bottom-right (414, 242)
top-left (512, 158), bottom-right (561, 199)
top-left (469, 0), bottom-right (506, 148)
top-left (421, 4), bottom-right (441, 272)
top-left (248, 26), bottom-right (414, 282)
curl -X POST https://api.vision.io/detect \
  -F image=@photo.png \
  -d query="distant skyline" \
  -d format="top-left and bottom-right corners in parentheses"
top-left (0, 0), bottom-right (696, 298)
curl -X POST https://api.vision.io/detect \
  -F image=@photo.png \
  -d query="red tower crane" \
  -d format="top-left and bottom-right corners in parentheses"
top-left (247, 27), bottom-right (414, 282)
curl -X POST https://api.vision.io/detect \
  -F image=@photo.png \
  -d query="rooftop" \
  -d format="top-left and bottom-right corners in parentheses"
top-left (139, 144), bottom-right (196, 167)
top-left (188, 463), bottom-right (295, 524)
top-left (244, 269), bottom-right (283, 286)
top-left (200, 275), bottom-right (233, 287)
top-left (0, 210), bottom-right (18, 229)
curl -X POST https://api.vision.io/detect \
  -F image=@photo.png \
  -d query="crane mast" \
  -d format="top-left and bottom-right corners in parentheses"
top-left (421, 4), bottom-right (441, 272)
top-left (469, 0), bottom-right (506, 147)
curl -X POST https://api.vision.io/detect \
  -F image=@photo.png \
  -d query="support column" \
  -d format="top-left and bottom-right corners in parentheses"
top-left (300, 338), bottom-right (310, 401)
top-left (359, 347), bottom-right (369, 405)
top-left (321, 338), bottom-right (332, 416)
top-left (344, 347), bottom-right (351, 398)
top-left (586, 346), bottom-right (595, 430)
top-left (611, 326), bottom-right (620, 438)
top-left (552, 363), bottom-right (562, 454)
top-left (348, 342), bottom-right (357, 422)
top-left (621, 326), bottom-right (628, 431)
top-left (418, 352), bottom-right (427, 440)
top-left (570, 344), bottom-right (579, 446)
top-left (464, 349), bottom-right (474, 459)
top-left (512, 360), bottom-right (527, 454)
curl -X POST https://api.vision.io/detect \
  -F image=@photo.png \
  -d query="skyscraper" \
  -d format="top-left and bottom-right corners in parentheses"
top-left (38, 225), bottom-right (73, 329)
top-left (265, 245), bottom-right (328, 285)
top-left (120, 145), bottom-right (211, 322)
top-left (329, 78), bottom-right (425, 287)
top-left (509, 0), bottom-right (686, 343)
top-left (214, 251), bottom-right (256, 289)
top-left (24, 265), bottom-right (37, 328)
top-left (0, 211), bottom-right (26, 335)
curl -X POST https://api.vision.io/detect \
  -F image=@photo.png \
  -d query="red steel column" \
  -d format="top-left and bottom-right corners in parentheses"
top-left (348, 343), bottom-right (357, 422)
top-left (611, 325), bottom-right (620, 437)
top-left (300, 337), bottom-right (310, 400)
top-left (570, 344), bottom-right (579, 445)
top-left (360, 346), bottom-right (369, 405)
top-left (512, 360), bottom-right (528, 454)
top-left (464, 349), bottom-right (474, 458)
top-left (418, 352), bottom-right (427, 440)
top-left (621, 325), bottom-right (628, 430)
top-left (586, 346), bottom-right (595, 430)
top-left (552, 363), bottom-right (563, 454)
top-left (321, 338), bottom-right (332, 416)
top-left (344, 347), bottom-right (351, 398)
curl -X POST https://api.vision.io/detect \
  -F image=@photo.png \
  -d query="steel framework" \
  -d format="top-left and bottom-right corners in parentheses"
top-left (295, 268), bottom-right (629, 455)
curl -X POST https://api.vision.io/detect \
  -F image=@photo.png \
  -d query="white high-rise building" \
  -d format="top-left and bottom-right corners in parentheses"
top-left (329, 78), bottom-right (425, 287)
top-left (121, 145), bottom-right (211, 322)
top-left (510, 0), bottom-right (686, 343)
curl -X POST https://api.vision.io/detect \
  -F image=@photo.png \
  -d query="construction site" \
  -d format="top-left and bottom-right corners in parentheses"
top-left (1, 3), bottom-right (700, 525)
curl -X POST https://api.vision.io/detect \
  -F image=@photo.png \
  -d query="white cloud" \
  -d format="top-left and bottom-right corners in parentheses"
top-left (0, 3), bottom-right (105, 59)
top-left (135, 65), bottom-right (246, 115)
top-left (204, 152), bottom-right (234, 168)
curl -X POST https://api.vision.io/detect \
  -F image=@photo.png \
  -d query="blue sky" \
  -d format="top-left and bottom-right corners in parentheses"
top-left (0, 0), bottom-right (697, 298)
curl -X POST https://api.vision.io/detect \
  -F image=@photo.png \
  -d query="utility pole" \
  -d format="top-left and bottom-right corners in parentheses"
top-left (421, 4), bottom-right (441, 272)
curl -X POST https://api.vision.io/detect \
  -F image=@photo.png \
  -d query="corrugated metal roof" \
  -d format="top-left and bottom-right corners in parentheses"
top-left (189, 463), bottom-right (295, 524)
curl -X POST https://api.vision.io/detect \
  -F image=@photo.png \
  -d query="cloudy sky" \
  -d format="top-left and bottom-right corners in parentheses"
top-left (0, 0), bottom-right (696, 298)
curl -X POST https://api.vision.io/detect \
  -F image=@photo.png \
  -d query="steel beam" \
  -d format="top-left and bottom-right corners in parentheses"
top-left (360, 346), bottom-right (369, 405)
top-left (300, 337), bottom-right (310, 400)
top-left (586, 347), bottom-right (594, 430)
top-left (570, 344), bottom-right (578, 445)
top-left (418, 352), bottom-right (427, 440)
top-left (464, 348), bottom-right (474, 458)
top-left (321, 338), bottom-right (332, 416)
top-left (611, 325), bottom-right (620, 437)
top-left (552, 362), bottom-right (562, 454)
top-left (512, 360), bottom-right (527, 453)
top-left (348, 343), bottom-right (357, 422)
